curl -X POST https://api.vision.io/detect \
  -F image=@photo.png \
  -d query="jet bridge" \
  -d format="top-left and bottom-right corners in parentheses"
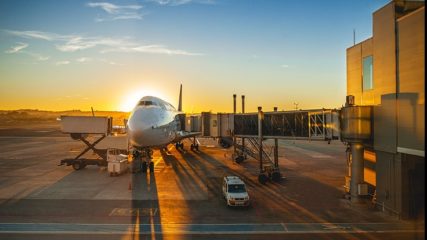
top-left (186, 104), bottom-right (340, 184)
top-left (234, 109), bottom-right (340, 140)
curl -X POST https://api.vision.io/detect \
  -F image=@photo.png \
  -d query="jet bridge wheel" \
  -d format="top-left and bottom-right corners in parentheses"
top-left (258, 174), bottom-right (268, 184)
top-left (235, 155), bottom-right (244, 164)
top-left (271, 171), bottom-right (281, 182)
top-left (72, 160), bottom-right (86, 171)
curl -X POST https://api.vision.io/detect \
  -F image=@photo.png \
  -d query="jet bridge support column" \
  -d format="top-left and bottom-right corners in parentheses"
top-left (273, 107), bottom-right (279, 170)
top-left (272, 106), bottom-right (282, 181)
top-left (340, 104), bottom-right (372, 203)
top-left (350, 142), bottom-right (364, 203)
top-left (258, 107), bottom-right (268, 184)
top-left (241, 95), bottom-right (246, 159)
top-left (233, 94), bottom-right (246, 163)
top-left (232, 94), bottom-right (239, 162)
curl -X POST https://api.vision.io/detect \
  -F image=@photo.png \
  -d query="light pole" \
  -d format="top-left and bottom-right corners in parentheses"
top-left (293, 102), bottom-right (298, 111)
top-left (293, 102), bottom-right (298, 132)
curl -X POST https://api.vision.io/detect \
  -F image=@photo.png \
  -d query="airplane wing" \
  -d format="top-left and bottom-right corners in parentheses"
top-left (174, 131), bottom-right (201, 142)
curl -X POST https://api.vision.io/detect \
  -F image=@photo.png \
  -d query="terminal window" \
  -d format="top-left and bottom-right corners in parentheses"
top-left (362, 56), bottom-right (373, 91)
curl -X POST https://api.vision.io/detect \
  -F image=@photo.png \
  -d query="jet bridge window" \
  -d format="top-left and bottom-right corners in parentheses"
top-left (138, 101), bottom-right (156, 106)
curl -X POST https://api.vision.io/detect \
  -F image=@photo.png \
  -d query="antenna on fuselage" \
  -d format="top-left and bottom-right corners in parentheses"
top-left (178, 84), bottom-right (182, 112)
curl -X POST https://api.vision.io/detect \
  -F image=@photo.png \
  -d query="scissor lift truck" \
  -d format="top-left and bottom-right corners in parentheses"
top-left (58, 116), bottom-right (114, 170)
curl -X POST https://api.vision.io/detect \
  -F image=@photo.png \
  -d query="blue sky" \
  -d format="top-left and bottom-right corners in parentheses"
top-left (0, 0), bottom-right (389, 112)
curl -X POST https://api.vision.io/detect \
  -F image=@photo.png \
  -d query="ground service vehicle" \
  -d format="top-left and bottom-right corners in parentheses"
top-left (222, 176), bottom-right (250, 207)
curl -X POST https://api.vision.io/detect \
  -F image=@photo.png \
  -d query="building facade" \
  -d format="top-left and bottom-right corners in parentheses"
top-left (346, 0), bottom-right (424, 219)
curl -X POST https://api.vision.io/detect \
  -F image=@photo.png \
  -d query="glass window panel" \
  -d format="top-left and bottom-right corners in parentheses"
top-left (363, 56), bottom-right (373, 91)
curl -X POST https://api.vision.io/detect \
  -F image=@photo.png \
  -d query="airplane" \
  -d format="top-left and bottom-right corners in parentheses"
top-left (126, 84), bottom-right (200, 173)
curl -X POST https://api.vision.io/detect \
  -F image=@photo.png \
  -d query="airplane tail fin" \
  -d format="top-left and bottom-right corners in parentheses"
top-left (178, 84), bottom-right (182, 112)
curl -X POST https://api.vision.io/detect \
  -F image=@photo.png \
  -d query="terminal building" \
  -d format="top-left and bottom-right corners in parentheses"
top-left (345, 0), bottom-right (424, 219)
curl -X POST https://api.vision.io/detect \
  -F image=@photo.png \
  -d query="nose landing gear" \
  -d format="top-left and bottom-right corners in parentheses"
top-left (175, 142), bottom-right (184, 150)
top-left (132, 148), bottom-right (155, 174)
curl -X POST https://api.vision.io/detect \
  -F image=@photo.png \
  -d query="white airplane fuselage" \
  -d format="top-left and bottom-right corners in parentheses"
top-left (127, 96), bottom-right (181, 149)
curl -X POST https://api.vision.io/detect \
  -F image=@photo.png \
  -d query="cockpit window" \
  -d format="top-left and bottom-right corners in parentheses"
top-left (165, 103), bottom-right (175, 111)
top-left (138, 100), bottom-right (156, 106)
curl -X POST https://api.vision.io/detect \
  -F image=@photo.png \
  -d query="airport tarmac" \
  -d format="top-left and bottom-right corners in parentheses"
top-left (0, 125), bottom-right (424, 240)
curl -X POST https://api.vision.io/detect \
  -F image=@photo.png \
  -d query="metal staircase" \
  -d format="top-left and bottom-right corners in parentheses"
top-left (234, 137), bottom-right (281, 183)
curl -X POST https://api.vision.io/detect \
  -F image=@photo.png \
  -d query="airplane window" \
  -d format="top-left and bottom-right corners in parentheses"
top-left (167, 103), bottom-right (175, 110)
top-left (158, 103), bottom-right (167, 110)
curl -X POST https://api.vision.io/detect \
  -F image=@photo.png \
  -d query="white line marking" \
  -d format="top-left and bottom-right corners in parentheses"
top-left (0, 222), bottom-right (423, 235)
top-left (285, 145), bottom-right (333, 158)
top-left (280, 222), bottom-right (288, 232)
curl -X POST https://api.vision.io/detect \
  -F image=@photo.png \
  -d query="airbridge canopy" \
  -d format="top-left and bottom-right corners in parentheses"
top-left (186, 109), bottom-right (340, 141)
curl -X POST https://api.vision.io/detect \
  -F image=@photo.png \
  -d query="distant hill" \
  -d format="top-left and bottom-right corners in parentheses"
top-left (0, 110), bottom-right (130, 127)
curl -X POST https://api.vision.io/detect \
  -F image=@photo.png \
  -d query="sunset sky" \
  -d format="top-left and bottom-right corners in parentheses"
top-left (0, 0), bottom-right (388, 113)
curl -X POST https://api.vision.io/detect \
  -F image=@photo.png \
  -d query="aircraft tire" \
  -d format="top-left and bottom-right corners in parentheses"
top-left (141, 162), bottom-right (147, 173)
top-left (149, 162), bottom-right (154, 172)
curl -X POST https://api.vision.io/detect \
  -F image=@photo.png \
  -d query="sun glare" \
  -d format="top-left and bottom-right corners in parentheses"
top-left (119, 88), bottom-right (170, 112)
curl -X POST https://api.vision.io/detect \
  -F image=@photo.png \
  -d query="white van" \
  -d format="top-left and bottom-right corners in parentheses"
top-left (222, 176), bottom-right (250, 207)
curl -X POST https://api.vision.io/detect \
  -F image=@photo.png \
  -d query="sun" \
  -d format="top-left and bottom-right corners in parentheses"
top-left (119, 88), bottom-right (170, 112)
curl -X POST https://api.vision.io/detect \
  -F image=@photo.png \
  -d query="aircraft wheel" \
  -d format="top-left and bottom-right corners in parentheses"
top-left (141, 162), bottom-right (147, 173)
top-left (195, 144), bottom-right (199, 151)
top-left (149, 162), bottom-right (154, 172)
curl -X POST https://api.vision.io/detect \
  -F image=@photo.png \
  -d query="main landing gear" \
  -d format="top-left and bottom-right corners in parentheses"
top-left (175, 142), bottom-right (184, 150)
top-left (190, 136), bottom-right (199, 151)
top-left (190, 144), bottom-right (199, 151)
top-left (176, 138), bottom-right (199, 152)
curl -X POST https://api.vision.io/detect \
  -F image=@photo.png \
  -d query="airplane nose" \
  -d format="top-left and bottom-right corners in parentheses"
top-left (129, 129), bottom-right (145, 147)
top-left (127, 108), bottom-right (155, 147)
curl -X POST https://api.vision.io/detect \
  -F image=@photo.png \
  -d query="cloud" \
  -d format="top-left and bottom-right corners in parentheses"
top-left (4, 29), bottom-right (202, 56)
top-left (56, 60), bottom-right (70, 66)
top-left (87, 2), bottom-right (142, 13)
top-left (98, 58), bottom-right (123, 65)
top-left (149, 0), bottom-right (215, 6)
top-left (26, 52), bottom-right (50, 61)
top-left (87, 2), bottom-right (144, 21)
top-left (76, 57), bottom-right (92, 63)
top-left (95, 13), bottom-right (145, 22)
top-left (3, 30), bottom-right (65, 41)
top-left (102, 44), bottom-right (203, 56)
top-left (5, 42), bottom-right (29, 53)
top-left (281, 64), bottom-right (289, 68)
top-left (55, 36), bottom-right (132, 52)
top-left (4, 42), bottom-right (50, 61)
